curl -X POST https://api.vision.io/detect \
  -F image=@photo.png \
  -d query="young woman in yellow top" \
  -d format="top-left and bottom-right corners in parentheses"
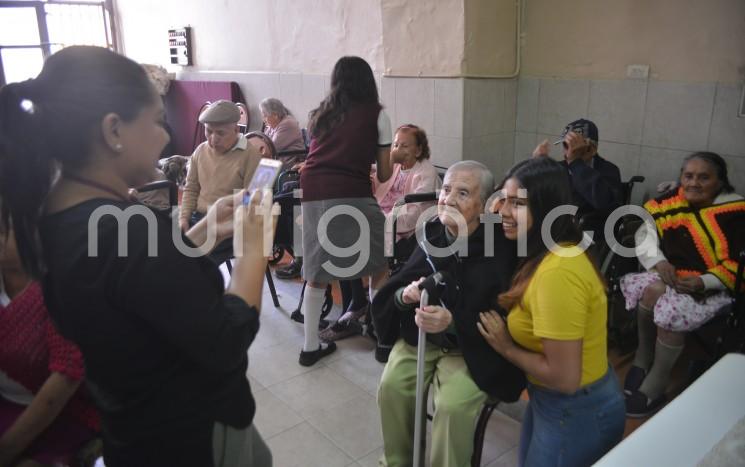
top-left (478, 158), bottom-right (625, 467)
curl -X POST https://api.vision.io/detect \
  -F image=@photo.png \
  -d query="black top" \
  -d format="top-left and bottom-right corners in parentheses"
top-left (39, 199), bottom-right (259, 467)
top-left (561, 154), bottom-right (623, 231)
top-left (372, 220), bottom-right (526, 401)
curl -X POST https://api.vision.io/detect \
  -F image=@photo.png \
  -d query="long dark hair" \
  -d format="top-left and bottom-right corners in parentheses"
top-left (307, 56), bottom-right (379, 141)
top-left (681, 151), bottom-right (735, 194)
top-left (497, 158), bottom-right (586, 310)
top-left (0, 46), bottom-right (156, 277)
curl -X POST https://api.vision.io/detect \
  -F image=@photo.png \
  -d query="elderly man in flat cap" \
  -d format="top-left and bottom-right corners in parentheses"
top-left (180, 100), bottom-right (261, 234)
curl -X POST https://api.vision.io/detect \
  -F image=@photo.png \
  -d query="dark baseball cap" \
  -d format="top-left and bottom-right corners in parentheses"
top-left (553, 119), bottom-right (599, 145)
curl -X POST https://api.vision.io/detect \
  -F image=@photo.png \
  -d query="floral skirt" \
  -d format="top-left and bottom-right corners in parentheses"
top-left (620, 272), bottom-right (732, 332)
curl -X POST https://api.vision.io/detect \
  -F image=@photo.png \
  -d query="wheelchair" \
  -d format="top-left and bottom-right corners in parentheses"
top-left (580, 175), bottom-right (646, 354)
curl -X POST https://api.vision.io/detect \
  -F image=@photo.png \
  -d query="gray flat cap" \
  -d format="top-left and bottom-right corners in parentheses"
top-left (198, 100), bottom-right (241, 124)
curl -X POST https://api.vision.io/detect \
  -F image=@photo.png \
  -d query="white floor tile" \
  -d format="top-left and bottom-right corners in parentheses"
top-left (265, 422), bottom-right (352, 467)
top-left (268, 366), bottom-right (363, 420)
top-left (306, 394), bottom-right (383, 459)
top-left (252, 388), bottom-right (303, 439)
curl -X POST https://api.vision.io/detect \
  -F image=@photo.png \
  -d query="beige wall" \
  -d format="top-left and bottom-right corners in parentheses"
top-left (380, 0), bottom-right (465, 76)
top-left (523, 0), bottom-right (745, 83)
top-left (463, 0), bottom-right (518, 76)
top-left (115, 0), bottom-right (384, 75)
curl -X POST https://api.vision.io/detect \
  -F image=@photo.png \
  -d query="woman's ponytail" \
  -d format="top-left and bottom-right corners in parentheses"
top-left (0, 79), bottom-right (56, 278)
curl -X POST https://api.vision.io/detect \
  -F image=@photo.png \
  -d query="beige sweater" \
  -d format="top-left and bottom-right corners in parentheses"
top-left (180, 136), bottom-right (261, 224)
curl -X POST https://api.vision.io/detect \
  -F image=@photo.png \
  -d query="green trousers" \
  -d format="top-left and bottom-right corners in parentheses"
top-left (377, 339), bottom-right (488, 467)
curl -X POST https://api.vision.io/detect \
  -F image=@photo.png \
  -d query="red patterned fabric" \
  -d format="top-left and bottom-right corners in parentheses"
top-left (0, 282), bottom-right (99, 430)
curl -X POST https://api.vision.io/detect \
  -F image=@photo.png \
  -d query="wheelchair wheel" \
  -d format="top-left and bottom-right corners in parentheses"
top-left (268, 245), bottom-right (285, 265)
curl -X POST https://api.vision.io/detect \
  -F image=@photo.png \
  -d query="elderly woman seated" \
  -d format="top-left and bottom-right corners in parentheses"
top-left (260, 97), bottom-right (305, 155)
top-left (0, 220), bottom-right (99, 466)
top-left (373, 161), bottom-right (525, 467)
top-left (621, 151), bottom-right (745, 417)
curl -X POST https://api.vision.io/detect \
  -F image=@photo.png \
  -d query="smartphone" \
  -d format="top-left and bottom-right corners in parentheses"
top-left (243, 158), bottom-right (283, 204)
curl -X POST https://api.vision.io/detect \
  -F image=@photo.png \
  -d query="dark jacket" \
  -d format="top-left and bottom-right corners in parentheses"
top-left (40, 199), bottom-right (258, 467)
top-left (561, 154), bottom-right (622, 232)
top-left (372, 219), bottom-right (526, 402)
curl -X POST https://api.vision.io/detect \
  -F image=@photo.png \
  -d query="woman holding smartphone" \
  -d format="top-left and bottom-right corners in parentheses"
top-left (0, 46), bottom-right (274, 467)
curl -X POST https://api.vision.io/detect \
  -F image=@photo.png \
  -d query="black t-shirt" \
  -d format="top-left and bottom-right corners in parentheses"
top-left (39, 199), bottom-right (259, 467)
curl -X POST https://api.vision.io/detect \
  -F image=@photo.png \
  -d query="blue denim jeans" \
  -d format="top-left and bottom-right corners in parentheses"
top-left (519, 368), bottom-right (625, 467)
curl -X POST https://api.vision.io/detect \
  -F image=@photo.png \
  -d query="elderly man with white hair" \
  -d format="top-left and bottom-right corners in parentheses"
top-left (373, 161), bottom-right (526, 467)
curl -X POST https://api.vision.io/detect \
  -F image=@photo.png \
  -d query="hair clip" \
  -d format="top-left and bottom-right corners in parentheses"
top-left (20, 99), bottom-right (36, 115)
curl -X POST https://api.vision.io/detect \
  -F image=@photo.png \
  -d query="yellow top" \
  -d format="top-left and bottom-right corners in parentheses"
top-left (507, 246), bottom-right (608, 387)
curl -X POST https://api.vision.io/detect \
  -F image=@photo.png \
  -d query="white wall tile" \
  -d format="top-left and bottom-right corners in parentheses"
top-left (639, 146), bottom-right (691, 197)
top-left (514, 131), bottom-right (537, 163)
top-left (464, 78), bottom-right (502, 137)
top-left (598, 141), bottom-right (641, 181)
top-left (434, 78), bottom-right (464, 138)
top-left (502, 79), bottom-right (518, 133)
top-left (231, 73), bottom-right (280, 130)
top-left (278, 73), bottom-right (304, 126)
top-left (394, 77), bottom-right (435, 134)
top-left (302, 74), bottom-right (328, 123)
top-left (708, 83), bottom-right (745, 158)
top-left (380, 76), bottom-right (396, 126)
top-left (589, 80), bottom-right (647, 145)
top-left (516, 78), bottom-right (539, 132)
top-left (497, 132), bottom-right (516, 181)
top-left (429, 135), bottom-right (463, 167)
top-left (464, 134), bottom-right (499, 176)
top-left (723, 154), bottom-right (745, 194)
top-left (536, 133), bottom-right (564, 159)
top-left (536, 79), bottom-right (590, 135)
top-left (642, 81), bottom-right (715, 151)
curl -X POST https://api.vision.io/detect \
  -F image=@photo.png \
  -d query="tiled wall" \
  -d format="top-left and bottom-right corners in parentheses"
top-left (177, 70), bottom-right (745, 196)
top-left (515, 77), bottom-right (745, 196)
top-left (177, 71), bottom-right (520, 178)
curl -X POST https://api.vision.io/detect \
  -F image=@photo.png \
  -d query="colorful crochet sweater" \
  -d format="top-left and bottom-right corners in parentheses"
top-left (0, 281), bottom-right (99, 430)
top-left (639, 188), bottom-right (745, 291)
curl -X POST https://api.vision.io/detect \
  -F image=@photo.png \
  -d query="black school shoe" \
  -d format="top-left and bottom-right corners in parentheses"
top-left (625, 390), bottom-right (666, 418)
top-left (299, 342), bottom-right (337, 367)
top-left (290, 310), bottom-right (329, 330)
top-left (276, 259), bottom-right (302, 279)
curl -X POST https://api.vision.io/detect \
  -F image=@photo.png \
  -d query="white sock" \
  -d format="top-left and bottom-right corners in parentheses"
top-left (302, 286), bottom-right (326, 352)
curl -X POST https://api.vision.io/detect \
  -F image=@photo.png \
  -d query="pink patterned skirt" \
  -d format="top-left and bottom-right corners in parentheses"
top-left (620, 272), bottom-right (733, 332)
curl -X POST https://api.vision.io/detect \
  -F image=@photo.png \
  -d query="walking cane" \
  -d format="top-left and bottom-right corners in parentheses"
top-left (413, 271), bottom-right (450, 467)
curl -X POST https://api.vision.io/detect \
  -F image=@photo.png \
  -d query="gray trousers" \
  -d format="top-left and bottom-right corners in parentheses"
top-left (212, 423), bottom-right (272, 467)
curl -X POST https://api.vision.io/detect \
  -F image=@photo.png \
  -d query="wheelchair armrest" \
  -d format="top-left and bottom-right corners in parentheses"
top-left (403, 192), bottom-right (438, 203)
top-left (276, 149), bottom-right (308, 158)
top-left (136, 180), bottom-right (178, 207)
top-left (628, 175), bottom-right (645, 184)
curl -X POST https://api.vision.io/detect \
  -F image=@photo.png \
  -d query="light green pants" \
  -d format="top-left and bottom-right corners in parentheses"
top-left (377, 339), bottom-right (488, 467)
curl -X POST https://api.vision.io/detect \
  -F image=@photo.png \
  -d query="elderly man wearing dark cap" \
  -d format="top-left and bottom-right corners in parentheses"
top-left (180, 100), bottom-right (261, 239)
top-left (532, 118), bottom-right (622, 238)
